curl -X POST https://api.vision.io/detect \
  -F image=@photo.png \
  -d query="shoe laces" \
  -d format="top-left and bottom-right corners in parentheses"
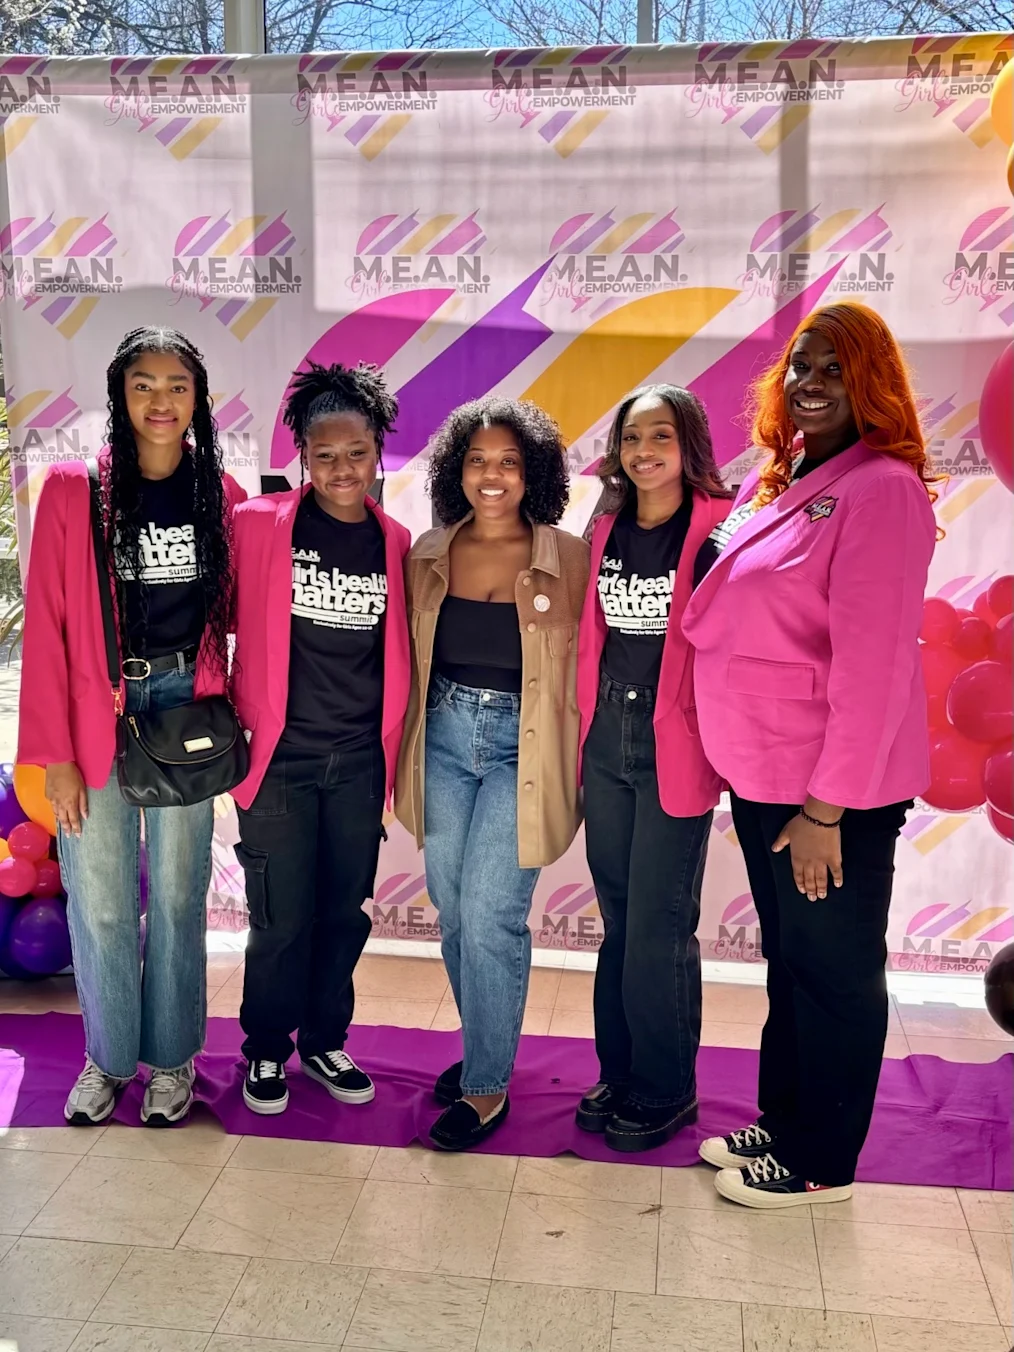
top-left (729, 1123), bottom-right (772, 1150)
top-left (148, 1065), bottom-right (190, 1094)
top-left (77, 1060), bottom-right (114, 1091)
top-left (255, 1060), bottom-right (283, 1080)
top-left (745, 1152), bottom-right (791, 1184)
top-left (323, 1049), bottom-right (356, 1074)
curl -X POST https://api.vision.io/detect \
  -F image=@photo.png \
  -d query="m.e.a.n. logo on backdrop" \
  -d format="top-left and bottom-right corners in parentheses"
top-left (487, 46), bottom-right (634, 157)
top-left (541, 210), bottom-right (688, 310)
top-left (0, 215), bottom-right (121, 338)
top-left (293, 53), bottom-right (435, 159)
top-left (103, 57), bottom-right (245, 159)
top-left (942, 208), bottom-right (1014, 322)
top-left (739, 206), bottom-right (896, 302)
top-left (347, 212), bottom-right (490, 298)
top-left (896, 35), bottom-right (1010, 145)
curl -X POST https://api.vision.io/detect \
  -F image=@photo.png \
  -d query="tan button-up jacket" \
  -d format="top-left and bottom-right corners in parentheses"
top-left (395, 515), bottom-right (590, 868)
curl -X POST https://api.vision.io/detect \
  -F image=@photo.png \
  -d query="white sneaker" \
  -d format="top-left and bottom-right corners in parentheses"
top-left (699, 1121), bottom-right (775, 1169)
top-left (65, 1059), bottom-right (122, 1126)
top-left (715, 1152), bottom-right (853, 1209)
top-left (141, 1062), bottom-right (195, 1127)
top-left (243, 1059), bottom-right (289, 1115)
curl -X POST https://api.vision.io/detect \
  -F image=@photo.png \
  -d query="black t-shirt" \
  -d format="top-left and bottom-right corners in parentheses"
top-left (118, 455), bottom-right (205, 658)
top-left (599, 497), bottom-right (703, 688)
top-left (279, 493), bottom-right (387, 752)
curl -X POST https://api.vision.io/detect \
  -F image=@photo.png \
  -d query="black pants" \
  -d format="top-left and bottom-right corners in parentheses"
top-left (235, 741), bottom-right (385, 1064)
top-left (731, 793), bottom-right (911, 1185)
top-left (583, 676), bottom-right (712, 1109)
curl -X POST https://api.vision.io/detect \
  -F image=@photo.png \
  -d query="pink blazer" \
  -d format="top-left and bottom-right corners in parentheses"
top-left (577, 489), bottom-right (732, 817)
top-left (682, 441), bottom-right (937, 810)
top-left (18, 453), bottom-right (248, 789)
top-left (229, 486), bottom-right (411, 811)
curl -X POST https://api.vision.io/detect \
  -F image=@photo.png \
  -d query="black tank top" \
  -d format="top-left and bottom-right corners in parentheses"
top-left (433, 595), bottom-right (523, 694)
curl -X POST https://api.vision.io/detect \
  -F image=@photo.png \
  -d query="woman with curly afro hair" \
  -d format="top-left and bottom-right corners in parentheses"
top-left (396, 396), bottom-right (589, 1151)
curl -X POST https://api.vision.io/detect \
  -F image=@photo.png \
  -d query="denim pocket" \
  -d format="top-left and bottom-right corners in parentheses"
top-left (235, 842), bottom-right (271, 927)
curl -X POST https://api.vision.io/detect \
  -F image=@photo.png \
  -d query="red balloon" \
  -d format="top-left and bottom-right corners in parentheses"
top-left (953, 615), bottom-right (992, 661)
top-left (992, 615), bottom-right (1013, 666)
top-left (973, 592), bottom-right (999, 627)
top-left (919, 597), bottom-right (960, 646)
top-left (923, 726), bottom-right (989, 811)
top-left (0, 856), bottom-right (38, 898)
top-left (7, 820), bottom-right (52, 864)
top-left (947, 661), bottom-right (1014, 743)
top-left (920, 642), bottom-right (966, 698)
top-left (987, 802), bottom-right (1014, 843)
top-left (979, 342), bottom-right (1013, 493)
top-left (955, 608), bottom-right (975, 620)
top-left (988, 575), bottom-right (1014, 619)
top-left (927, 691), bottom-right (949, 729)
top-left (30, 859), bottom-right (63, 899)
top-left (985, 746), bottom-right (1014, 817)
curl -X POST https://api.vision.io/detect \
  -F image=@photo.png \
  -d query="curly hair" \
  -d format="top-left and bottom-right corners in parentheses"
top-left (750, 301), bottom-right (939, 510)
top-left (426, 396), bottom-right (570, 526)
top-left (282, 361), bottom-right (399, 465)
top-left (103, 326), bottom-right (232, 676)
top-left (594, 384), bottom-right (731, 518)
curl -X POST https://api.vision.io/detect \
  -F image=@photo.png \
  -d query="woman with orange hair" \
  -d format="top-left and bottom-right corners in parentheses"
top-left (683, 301), bottom-right (937, 1209)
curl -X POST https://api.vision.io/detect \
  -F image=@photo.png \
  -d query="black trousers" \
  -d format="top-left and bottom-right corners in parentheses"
top-left (583, 676), bottom-right (712, 1109)
top-left (235, 741), bottom-right (385, 1064)
top-left (731, 793), bottom-right (911, 1185)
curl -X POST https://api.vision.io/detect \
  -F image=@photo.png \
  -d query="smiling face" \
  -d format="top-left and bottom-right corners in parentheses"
top-left (304, 410), bottom-right (378, 521)
top-left (618, 393), bottom-right (684, 496)
top-left (460, 422), bottom-right (526, 522)
top-left (124, 351), bottom-right (196, 450)
top-left (783, 330), bottom-right (858, 447)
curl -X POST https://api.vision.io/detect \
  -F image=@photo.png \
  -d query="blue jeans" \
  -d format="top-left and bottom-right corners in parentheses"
top-left (58, 666), bottom-right (214, 1079)
top-left (423, 673), bottom-right (539, 1097)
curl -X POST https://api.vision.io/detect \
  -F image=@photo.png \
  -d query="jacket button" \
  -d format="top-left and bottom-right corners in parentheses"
top-left (522, 576), bottom-right (532, 586)
top-left (528, 679), bottom-right (537, 689)
top-left (525, 729), bottom-right (535, 739)
top-left (523, 781), bottom-right (534, 791)
top-left (527, 622), bottom-right (536, 633)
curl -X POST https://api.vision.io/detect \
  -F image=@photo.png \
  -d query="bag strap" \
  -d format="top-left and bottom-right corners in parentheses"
top-left (86, 460), bottom-right (123, 706)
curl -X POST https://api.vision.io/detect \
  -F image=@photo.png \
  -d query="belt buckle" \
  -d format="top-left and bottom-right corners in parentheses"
top-left (122, 657), bottom-right (152, 681)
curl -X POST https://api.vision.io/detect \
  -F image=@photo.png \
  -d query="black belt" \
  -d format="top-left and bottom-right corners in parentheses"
top-left (121, 646), bottom-right (199, 680)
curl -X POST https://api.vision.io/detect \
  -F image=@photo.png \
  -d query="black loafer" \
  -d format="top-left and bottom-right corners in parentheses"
top-left (605, 1097), bottom-right (698, 1153)
top-left (429, 1095), bottom-right (510, 1152)
top-left (575, 1082), bottom-right (628, 1133)
top-left (434, 1061), bottom-right (463, 1106)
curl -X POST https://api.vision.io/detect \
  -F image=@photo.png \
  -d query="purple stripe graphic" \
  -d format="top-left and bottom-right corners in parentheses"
top-left (216, 300), bottom-right (245, 327)
top-left (375, 52), bottom-right (413, 70)
top-left (27, 389), bottom-right (78, 428)
top-left (507, 51), bottom-right (541, 67)
top-left (156, 118), bottom-right (191, 147)
top-left (66, 217), bottom-right (114, 257)
top-left (14, 218), bottom-right (57, 256)
top-left (357, 215), bottom-right (399, 254)
top-left (345, 115), bottom-right (382, 146)
top-left (953, 98), bottom-right (990, 133)
top-left (175, 216), bottom-right (212, 256)
top-left (574, 46), bottom-right (623, 65)
top-left (780, 40), bottom-right (827, 58)
top-left (567, 212), bottom-right (616, 254)
top-left (41, 297), bottom-right (75, 323)
top-left (539, 110), bottom-right (575, 142)
top-left (185, 58), bottom-right (220, 75)
top-left (833, 209), bottom-right (891, 252)
top-left (740, 106), bottom-right (780, 137)
top-left (549, 214), bottom-right (594, 252)
top-left (625, 212), bottom-right (682, 254)
top-left (0, 57), bottom-right (38, 75)
top-left (368, 214), bottom-right (420, 256)
top-left (428, 213), bottom-right (482, 255)
top-left (766, 209), bottom-right (820, 253)
top-left (187, 215), bottom-right (232, 257)
top-left (751, 209), bottom-right (796, 252)
top-left (244, 215), bottom-right (292, 256)
top-left (976, 217), bottom-right (1014, 253)
top-left (214, 395), bottom-right (249, 426)
top-left (920, 905), bottom-right (970, 939)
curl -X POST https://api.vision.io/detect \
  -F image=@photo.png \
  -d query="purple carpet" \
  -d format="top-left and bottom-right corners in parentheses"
top-left (1, 1013), bottom-right (1010, 1189)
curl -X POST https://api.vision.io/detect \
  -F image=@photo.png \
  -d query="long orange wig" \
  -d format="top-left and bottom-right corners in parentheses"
top-left (749, 301), bottom-right (939, 510)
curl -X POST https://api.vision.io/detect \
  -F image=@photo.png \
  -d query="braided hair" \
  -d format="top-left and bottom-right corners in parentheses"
top-left (281, 361), bottom-right (399, 489)
top-left (103, 326), bottom-right (232, 675)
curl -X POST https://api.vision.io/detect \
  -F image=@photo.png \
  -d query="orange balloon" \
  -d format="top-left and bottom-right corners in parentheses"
top-left (0, 839), bottom-right (9, 862)
top-left (13, 763), bottom-right (57, 837)
top-left (992, 60), bottom-right (1013, 148)
top-left (1007, 142), bottom-right (1014, 199)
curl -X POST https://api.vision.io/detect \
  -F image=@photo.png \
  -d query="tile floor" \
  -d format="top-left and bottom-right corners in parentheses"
top-left (0, 953), bottom-right (1010, 1352)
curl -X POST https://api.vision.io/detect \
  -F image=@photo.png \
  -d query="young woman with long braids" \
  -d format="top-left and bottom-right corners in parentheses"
top-left (396, 397), bottom-right (589, 1152)
top-left (20, 325), bottom-right (246, 1126)
top-left (230, 362), bottom-right (410, 1115)
top-left (574, 385), bottom-right (731, 1152)
top-left (683, 302), bottom-right (938, 1207)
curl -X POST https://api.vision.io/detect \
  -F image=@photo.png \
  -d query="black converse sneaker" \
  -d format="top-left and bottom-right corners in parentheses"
top-left (301, 1050), bottom-right (375, 1104)
top-left (243, 1059), bottom-right (289, 1115)
top-left (699, 1121), bottom-right (775, 1169)
top-left (715, 1152), bottom-right (853, 1209)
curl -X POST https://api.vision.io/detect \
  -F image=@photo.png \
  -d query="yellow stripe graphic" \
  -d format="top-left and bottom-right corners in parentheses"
top-left (401, 215), bottom-right (458, 256)
top-left (360, 114), bottom-right (412, 160)
top-left (950, 907), bottom-right (1008, 940)
top-left (756, 105), bottom-right (810, 154)
top-left (0, 117), bottom-right (36, 162)
top-left (6, 391), bottom-right (52, 427)
top-left (169, 117), bottom-right (222, 159)
top-left (938, 402), bottom-right (979, 439)
top-left (37, 218), bottom-right (89, 257)
top-left (938, 478), bottom-right (994, 525)
top-left (230, 297), bottom-right (276, 341)
top-left (217, 216), bottom-right (264, 257)
top-left (795, 209), bottom-right (859, 255)
top-left (911, 815), bottom-right (969, 854)
top-left (554, 110), bottom-right (609, 158)
top-left (56, 296), bottom-right (99, 340)
top-left (597, 214), bottom-right (656, 255)
top-left (343, 53), bottom-right (375, 71)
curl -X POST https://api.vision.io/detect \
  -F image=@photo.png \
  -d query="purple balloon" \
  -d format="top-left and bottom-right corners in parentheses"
top-left (8, 897), bottom-right (72, 976)
top-left (0, 783), bottom-right (28, 838)
top-left (0, 895), bottom-right (19, 950)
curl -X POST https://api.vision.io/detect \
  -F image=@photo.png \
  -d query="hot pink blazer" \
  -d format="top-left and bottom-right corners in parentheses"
top-left (577, 489), bottom-right (732, 818)
top-left (18, 453), bottom-right (247, 788)
top-left (229, 486), bottom-right (411, 811)
top-left (682, 441), bottom-right (937, 810)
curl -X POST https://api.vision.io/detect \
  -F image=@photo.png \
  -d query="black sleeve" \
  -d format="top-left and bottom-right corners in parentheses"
top-left (692, 537), bottom-right (719, 589)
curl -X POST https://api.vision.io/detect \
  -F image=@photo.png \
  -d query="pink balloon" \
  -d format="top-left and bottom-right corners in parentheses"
top-left (920, 642), bottom-right (966, 698)
top-left (980, 342), bottom-right (1014, 493)
top-left (7, 820), bottom-right (52, 864)
top-left (924, 727), bottom-right (989, 811)
top-left (988, 575), bottom-right (1014, 619)
top-left (927, 691), bottom-right (949, 730)
top-left (985, 746), bottom-right (1014, 818)
top-left (953, 615), bottom-right (992, 661)
top-left (0, 856), bottom-right (38, 898)
top-left (947, 661), bottom-right (1014, 744)
top-left (919, 597), bottom-right (960, 646)
top-left (991, 615), bottom-right (1013, 666)
top-left (987, 802), bottom-right (1014, 844)
top-left (973, 592), bottom-right (999, 627)
top-left (31, 859), bottom-right (63, 899)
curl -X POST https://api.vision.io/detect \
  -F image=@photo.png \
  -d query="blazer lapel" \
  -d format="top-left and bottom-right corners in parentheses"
top-left (656, 489), bottom-right (718, 718)
top-left (266, 486), bottom-right (308, 716)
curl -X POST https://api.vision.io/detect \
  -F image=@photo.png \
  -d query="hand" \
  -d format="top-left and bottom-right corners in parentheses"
top-left (772, 799), bottom-right (843, 901)
top-left (45, 762), bottom-right (88, 838)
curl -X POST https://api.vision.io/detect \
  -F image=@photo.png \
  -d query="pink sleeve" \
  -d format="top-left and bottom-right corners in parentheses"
top-left (18, 470), bottom-right (75, 767)
top-left (807, 473), bottom-right (936, 808)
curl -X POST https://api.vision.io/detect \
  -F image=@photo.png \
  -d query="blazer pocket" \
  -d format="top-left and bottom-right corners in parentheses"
top-left (682, 705), bottom-right (700, 737)
top-left (727, 655), bottom-right (815, 701)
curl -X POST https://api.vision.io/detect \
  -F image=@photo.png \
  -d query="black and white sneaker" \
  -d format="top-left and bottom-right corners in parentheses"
top-left (301, 1050), bottom-right (375, 1104)
top-left (715, 1152), bottom-right (852, 1209)
top-left (243, 1059), bottom-right (289, 1115)
top-left (699, 1121), bottom-right (775, 1169)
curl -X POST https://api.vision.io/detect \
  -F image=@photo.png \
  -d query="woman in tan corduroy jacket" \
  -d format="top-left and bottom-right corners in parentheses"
top-left (395, 396), bottom-right (589, 1152)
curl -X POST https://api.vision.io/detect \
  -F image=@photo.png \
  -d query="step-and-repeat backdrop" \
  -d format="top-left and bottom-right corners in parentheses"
top-left (1, 36), bottom-right (1010, 972)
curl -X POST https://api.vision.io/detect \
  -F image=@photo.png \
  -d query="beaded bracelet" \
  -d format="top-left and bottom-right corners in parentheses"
top-left (800, 809), bottom-right (843, 829)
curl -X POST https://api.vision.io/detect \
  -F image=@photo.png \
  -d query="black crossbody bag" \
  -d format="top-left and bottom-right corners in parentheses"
top-left (87, 461), bottom-right (249, 809)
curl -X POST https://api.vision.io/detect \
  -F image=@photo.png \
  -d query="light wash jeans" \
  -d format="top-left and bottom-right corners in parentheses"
top-left (423, 672), bottom-right (540, 1097)
top-left (57, 666), bottom-right (214, 1079)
